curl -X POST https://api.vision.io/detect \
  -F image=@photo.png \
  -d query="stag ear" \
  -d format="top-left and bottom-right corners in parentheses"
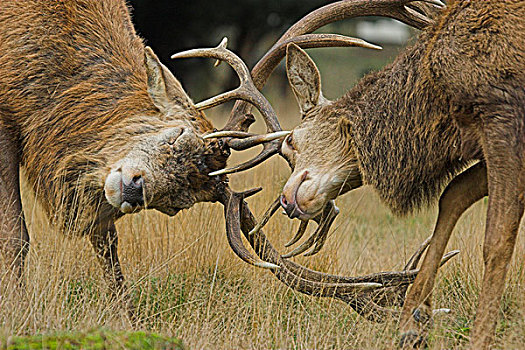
top-left (286, 43), bottom-right (322, 116)
top-left (144, 46), bottom-right (194, 113)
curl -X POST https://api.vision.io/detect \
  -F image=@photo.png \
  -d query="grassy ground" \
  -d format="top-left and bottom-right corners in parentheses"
top-left (1, 154), bottom-right (524, 349)
top-left (1, 38), bottom-right (524, 350)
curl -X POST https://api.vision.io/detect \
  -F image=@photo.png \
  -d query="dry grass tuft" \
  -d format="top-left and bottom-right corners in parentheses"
top-left (1, 90), bottom-right (524, 349)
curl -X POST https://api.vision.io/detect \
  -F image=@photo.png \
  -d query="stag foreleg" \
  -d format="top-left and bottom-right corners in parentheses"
top-left (469, 115), bottom-right (524, 349)
top-left (0, 124), bottom-right (29, 281)
top-left (399, 162), bottom-right (488, 348)
top-left (90, 221), bottom-right (137, 320)
top-left (89, 221), bottom-right (125, 295)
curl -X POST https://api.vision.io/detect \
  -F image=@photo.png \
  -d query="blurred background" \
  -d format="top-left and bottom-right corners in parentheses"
top-left (128, 0), bottom-right (415, 106)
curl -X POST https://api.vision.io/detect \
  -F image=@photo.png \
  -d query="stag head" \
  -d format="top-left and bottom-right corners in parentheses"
top-left (103, 47), bottom-right (229, 215)
top-left (101, 40), bottom-right (289, 269)
top-left (202, 0), bottom-right (446, 258)
top-left (280, 44), bottom-right (363, 220)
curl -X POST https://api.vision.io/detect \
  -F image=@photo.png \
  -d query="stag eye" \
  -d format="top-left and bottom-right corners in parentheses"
top-left (285, 133), bottom-right (295, 151)
top-left (166, 128), bottom-right (185, 145)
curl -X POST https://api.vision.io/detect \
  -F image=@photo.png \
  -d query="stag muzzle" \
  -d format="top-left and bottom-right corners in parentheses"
top-left (105, 168), bottom-right (147, 214)
top-left (121, 175), bottom-right (145, 209)
top-left (280, 170), bottom-right (310, 219)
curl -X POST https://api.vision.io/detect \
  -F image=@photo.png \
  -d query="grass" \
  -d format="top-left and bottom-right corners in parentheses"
top-left (1, 155), bottom-right (524, 349)
top-left (4, 329), bottom-right (183, 350)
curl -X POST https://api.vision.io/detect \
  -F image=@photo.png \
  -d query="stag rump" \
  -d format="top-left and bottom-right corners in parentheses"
top-left (208, 0), bottom-right (524, 349)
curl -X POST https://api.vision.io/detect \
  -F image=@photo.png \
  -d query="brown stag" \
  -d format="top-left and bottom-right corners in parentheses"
top-left (1, 0), bottom-right (444, 320)
top-left (207, 0), bottom-right (524, 348)
top-left (0, 0), bottom-right (286, 291)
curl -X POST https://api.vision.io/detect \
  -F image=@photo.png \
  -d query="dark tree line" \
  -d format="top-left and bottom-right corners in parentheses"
top-left (129, 0), bottom-right (329, 97)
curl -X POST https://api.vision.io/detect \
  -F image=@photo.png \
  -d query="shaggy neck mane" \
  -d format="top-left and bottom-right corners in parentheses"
top-left (336, 36), bottom-right (477, 215)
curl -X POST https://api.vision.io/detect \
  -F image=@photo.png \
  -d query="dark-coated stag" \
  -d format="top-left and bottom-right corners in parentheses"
top-left (209, 0), bottom-right (524, 348)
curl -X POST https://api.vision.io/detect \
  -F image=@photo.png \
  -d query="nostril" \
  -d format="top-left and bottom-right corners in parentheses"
top-left (132, 175), bottom-right (143, 188)
top-left (280, 194), bottom-right (288, 208)
top-left (122, 175), bottom-right (144, 207)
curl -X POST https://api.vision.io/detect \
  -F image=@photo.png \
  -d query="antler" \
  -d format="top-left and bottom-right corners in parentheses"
top-left (172, 37), bottom-right (292, 175)
top-left (217, 184), bottom-right (457, 322)
top-left (205, 0), bottom-right (445, 176)
top-left (250, 197), bottom-right (340, 258)
top-left (284, 201), bottom-right (340, 258)
top-left (171, 37), bottom-right (281, 130)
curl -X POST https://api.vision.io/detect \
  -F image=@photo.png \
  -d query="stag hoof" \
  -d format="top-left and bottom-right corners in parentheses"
top-left (398, 330), bottom-right (427, 349)
top-left (413, 307), bottom-right (432, 325)
top-left (398, 306), bottom-right (435, 348)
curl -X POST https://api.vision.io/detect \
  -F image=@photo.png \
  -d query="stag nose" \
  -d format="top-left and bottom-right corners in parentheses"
top-left (121, 175), bottom-right (144, 209)
top-left (280, 170), bottom-right (309, 219)
top-left (280, 194), bottom-right (302, 219)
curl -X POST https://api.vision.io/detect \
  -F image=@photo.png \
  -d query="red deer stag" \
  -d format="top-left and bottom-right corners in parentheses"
top-left (206, 0), bottom-right (524, 348)
top-left (0, 0), bottom-right (440, 319)
top-left (0, 0), bottom-right (287, 291)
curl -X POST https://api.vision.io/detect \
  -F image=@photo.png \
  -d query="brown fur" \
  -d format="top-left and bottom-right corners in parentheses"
top-left (0, 0), bottom-right (228, 292)
top-left (289, 0), bottom-right (523, 215)
top-left (282, 1), bottom-right (524, 348)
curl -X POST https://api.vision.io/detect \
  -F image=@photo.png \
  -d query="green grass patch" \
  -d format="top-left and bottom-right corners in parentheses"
top-left (3, 329), bottom-right (183, 350)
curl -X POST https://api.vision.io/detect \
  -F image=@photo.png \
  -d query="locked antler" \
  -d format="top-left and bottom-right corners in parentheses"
top-left (217, 185), bottom-right (457, 321)
top-left (206, 0), bottom-right (446, 256)
top-left (205, 0), bottom-right (445, 176)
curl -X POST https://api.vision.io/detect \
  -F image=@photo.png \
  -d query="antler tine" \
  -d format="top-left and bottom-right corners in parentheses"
top-left (203, 130), bottom-right (291, 146)
top-left (247, 195), bottom-right (312, 244)
top-left (282, 230), bottom-right (319, 259)
top-left (262, 34), bottom-right (383, 64)
top-left (248, 196), bottom-right (281, 237)
top-left (303, 202), bottom-right (340, 257)
top-left (246, 196), bottom-right (335, 258)
top-left (227, 0), bottom-right (446, 132)
top-left (226, 131), bottom-right (290, 151)
top-left (171, 37), bottom-right (281, 134)
top-left (223, 187), bottom-right (280, 270)
top-left (208, 140), bottom-right (283, 176)
top-left (404, 235), bottom-right (432, 270)
top-left (281, 201), bottom-right (339, 258)
top-left (203, 131), bottom-right (255, 139)
top-left (285, 221), bottom-right (309, 247)
top-left (370, 236), bottom-right (433, 308)
top-left (368, 239), bottom-right (458, 308)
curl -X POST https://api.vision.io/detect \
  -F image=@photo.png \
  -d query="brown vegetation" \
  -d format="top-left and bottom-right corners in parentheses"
top-left (1, 160), bottom-right (523, 349)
